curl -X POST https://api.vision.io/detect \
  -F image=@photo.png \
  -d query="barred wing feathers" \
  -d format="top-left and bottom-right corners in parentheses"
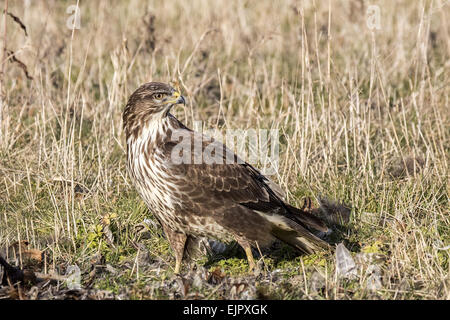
top-left (164, 130), bottom-right (330, 253)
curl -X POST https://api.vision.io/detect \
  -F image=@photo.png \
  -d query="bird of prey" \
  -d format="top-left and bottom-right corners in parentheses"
top-left (123, 82), bottom-right (330, 273)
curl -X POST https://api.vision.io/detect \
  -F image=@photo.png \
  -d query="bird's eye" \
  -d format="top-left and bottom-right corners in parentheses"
top-left (153, 93), bottom-right (164, 100)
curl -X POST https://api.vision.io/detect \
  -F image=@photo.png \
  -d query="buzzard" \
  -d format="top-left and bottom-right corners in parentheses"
top-left (123, 82), bottom-right (330, 273)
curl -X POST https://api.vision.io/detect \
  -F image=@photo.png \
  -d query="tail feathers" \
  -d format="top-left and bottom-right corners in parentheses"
top-left (266, 214), bottom-right (330, 254)
top-left (273, 230), bottom-right (329, 254)
top-left (285, 204), bottom-right (329, 233)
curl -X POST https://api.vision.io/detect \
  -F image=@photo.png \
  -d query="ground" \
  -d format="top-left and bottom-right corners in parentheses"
top-left (0, 0), bottom-right (448, 300)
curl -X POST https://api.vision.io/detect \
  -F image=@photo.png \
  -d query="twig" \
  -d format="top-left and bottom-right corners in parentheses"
top-left (0, 0), bottom-right (8, 144)
top-left (0, 0), bottom-right (7, 87)
top-left (3, 9), bottom-right (27, 36)
top-left (6, 49), bottom-right (33, 80)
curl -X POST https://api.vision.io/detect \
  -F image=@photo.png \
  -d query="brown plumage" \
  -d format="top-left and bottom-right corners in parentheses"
top-left (123, 82), bottom-right (330, 273)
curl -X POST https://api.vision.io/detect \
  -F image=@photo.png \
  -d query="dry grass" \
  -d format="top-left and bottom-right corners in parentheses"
top-left (0, 0), bottom-right (448, 299)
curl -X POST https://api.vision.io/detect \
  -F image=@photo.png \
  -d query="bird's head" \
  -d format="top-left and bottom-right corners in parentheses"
top-left (125, 81), bottom-right (185, 117)
top-left (123, 82), bottom-right (186, 138)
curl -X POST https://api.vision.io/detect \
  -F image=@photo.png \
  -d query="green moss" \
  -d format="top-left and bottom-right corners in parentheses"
top-left (213, 257), bottom-right (250, 275)
top-left (361, 241), bottom-right (384, 254)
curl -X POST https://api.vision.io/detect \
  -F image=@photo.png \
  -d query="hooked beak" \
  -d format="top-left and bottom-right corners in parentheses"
top-left (177, 95), bottom-right (186, 106)
top-left (168, 91), bottom-right (186, 106)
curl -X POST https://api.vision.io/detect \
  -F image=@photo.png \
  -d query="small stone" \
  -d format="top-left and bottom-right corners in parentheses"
top-left (106, 264), bottom-right (117, 274)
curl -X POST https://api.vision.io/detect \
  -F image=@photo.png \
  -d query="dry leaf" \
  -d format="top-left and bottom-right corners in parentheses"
top-left (207, 268), bottom-right (225, 285)
top-left (9, 241), bottom-right (43, 265)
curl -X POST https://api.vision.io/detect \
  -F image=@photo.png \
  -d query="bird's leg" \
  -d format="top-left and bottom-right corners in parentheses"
top-left (174, 257), bottom-right (182, 274)
top-left (162, 224), bottom-right (187, 274)
top-left (244, 247), bottom-right (256, 272)
top-left (236, 239), bottom-right (256, 272)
